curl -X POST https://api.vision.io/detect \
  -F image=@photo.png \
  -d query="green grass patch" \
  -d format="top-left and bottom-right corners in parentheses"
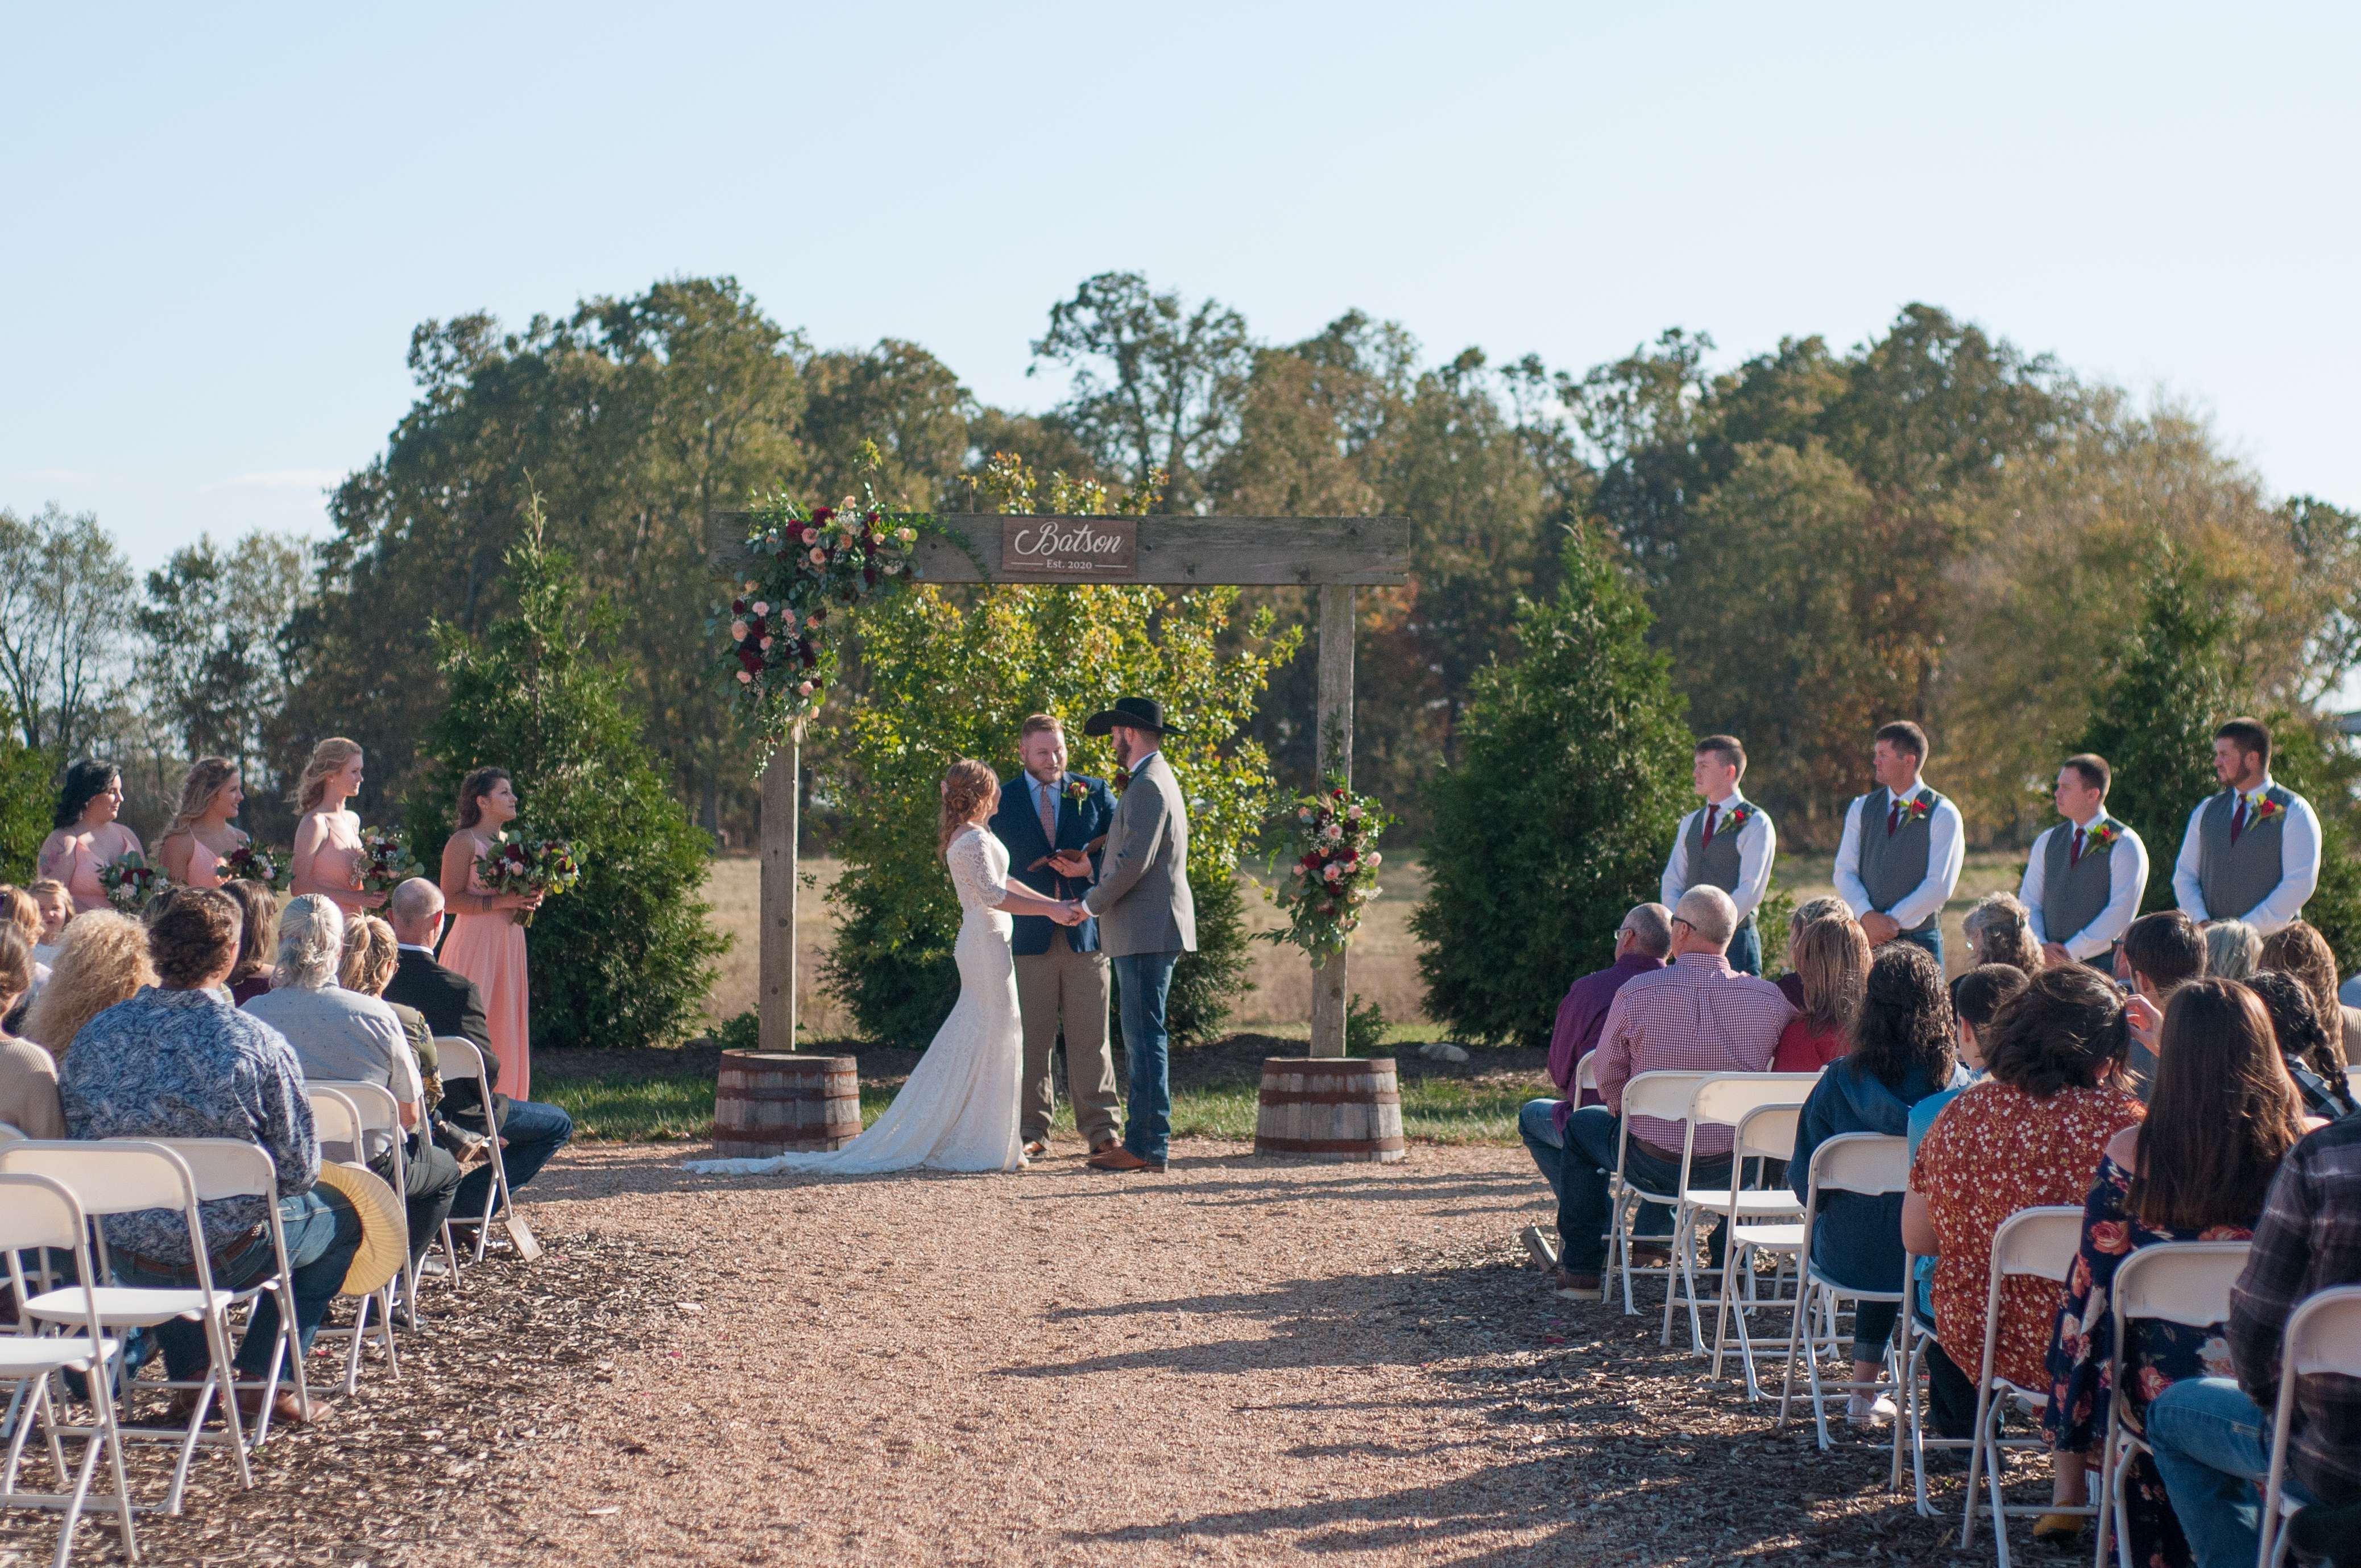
top-left (541, 1063), bottom-right (1550, 1147)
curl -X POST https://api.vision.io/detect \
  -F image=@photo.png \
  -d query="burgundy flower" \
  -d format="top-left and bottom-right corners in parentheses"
top-left (731, 599), bottom-right (747, 614)
top-left (863, 564), bottom-right (878, 588)
top-left (811, 505), bottom-right (834, 523)
top-left (798, 640), bottom-right (816, 669)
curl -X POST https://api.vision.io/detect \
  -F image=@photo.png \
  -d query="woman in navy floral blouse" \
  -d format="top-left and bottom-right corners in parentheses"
top-left (2043, 980), bottom-right (2317, 1563)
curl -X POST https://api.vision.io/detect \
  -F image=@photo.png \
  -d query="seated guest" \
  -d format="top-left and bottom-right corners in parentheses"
top-left (57, 887), bottom-right (361, 1424)
top-left (380, 876), bottom-right (572, 1219)
top-left (1519, 904), bottom-right (1671, 1253)
top-left (341, 912), bottom-right (487, 1167)
top-left (1774, 915), bottom-right (1870, 1071)
top-left (0, 932), bottom-right (63, 1139)
top-left (2259, 919), bottom-right (2356, 1070)
top-left (27, 879), bottom-right (71, 966)
top-left (2248, 972), bottom-right (2359, 1122)
top-left (19, 911), bottom-right (154, 1059)
top-left (2116, 910), bottom-right (2207, 1101)
top-left (1903, 966), bottom-right (2144, 1441)
top-left (2203, 918), bottom-right (2261, 982)
top-left (219, 878), bottom-right (279, 1005)
top-left (1962, 891), bottom-right (2044, 973)
top-left (1775, 897), bottom-right (1854, 1009)
top-left (2041, 980), bottom-right (2314, 1557)
top-left (0, 886), bottom-right (46, 1035)
top-left (245, 895), bottom-right (460, 1271)
top-left (2144, 1113), bottom-right (2361, 1565)
top-left (1547, 886), bottom-right (1795, 1300)
top-left (1792, 943), bottom-right (1961, 1425)
top-left (1909, 965), bottom-right (2028, 1159)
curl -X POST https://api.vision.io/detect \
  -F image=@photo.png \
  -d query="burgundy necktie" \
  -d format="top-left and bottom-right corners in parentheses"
top-left (1886, 800), bottom-right (1902, 838)
top-left (1701, 804), bottom-right (1720, 847)
top-left (2230, 796), bottom-right (2248, 846)
top-left (2069, 827), bottom-right (2086, 868)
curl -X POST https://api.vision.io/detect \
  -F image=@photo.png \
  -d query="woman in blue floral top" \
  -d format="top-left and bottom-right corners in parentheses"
top-left (2043, 980), bottom-right (2317, 1563)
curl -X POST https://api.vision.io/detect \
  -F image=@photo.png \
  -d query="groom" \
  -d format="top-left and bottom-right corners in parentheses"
top-left (1076, 696), bottom-right (1196, 1173)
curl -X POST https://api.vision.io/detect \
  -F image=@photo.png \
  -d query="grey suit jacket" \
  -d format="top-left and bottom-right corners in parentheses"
top-left (1082, 750), bottom-right (1196, 957)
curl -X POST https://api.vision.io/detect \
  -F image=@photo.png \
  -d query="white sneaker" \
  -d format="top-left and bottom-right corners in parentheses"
top-left (1846, 1392), bottom-right (1897, 1427)
top-left (1521, 1225), bottom-right (1559, 1270)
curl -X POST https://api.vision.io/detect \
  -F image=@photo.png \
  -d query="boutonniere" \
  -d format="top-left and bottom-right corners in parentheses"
top-left (2248, 793), bottom-right (2282, 822)
top-left (1064, 778), bottom-right (1090, 806)
top-left (1721, 804), bottom-right (1753, 833)
top-left (1903, 794), bottom-right (1933, 824)
top-left (2085, 820), bottom-right (2121, 851)
top-left (1112, 766), bottom-right (1132, 797)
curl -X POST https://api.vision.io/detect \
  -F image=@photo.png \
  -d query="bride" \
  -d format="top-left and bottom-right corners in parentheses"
top-left (685, 759), bottom-right (1084, 1176)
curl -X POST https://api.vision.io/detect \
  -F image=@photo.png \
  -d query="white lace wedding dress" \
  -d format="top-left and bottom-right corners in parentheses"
top-left (684, 826), bottom-right (1024, 1176)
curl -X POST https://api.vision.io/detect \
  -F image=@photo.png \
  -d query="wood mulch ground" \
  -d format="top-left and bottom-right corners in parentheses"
top-left (6, 1140), bottom-right (2049, 1567)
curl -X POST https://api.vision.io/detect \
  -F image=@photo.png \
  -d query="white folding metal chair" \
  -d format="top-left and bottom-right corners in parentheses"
top-left (1773, 1132), bottom-right (1911, 1445)
top-left (0, 1172), bottom-right (137, 1568)
top-left (434, 1037), bottom-right (517, 1266)
top-left (1960, 1205), bottom-right (2089, 1567)
top-left (0, 1141), bottom-right (252, 1513)
top-left (1575, 1054), bottom-right (1598, 1100)
top-left (313, 1076), bottom-right (449, 1318)
top-left (1663, 1075), bottom-right (1817, 1351)
top-left (1698, 1101), bottom-right (1807, 1392)
top-left (1603, 1071), bottom-right (1712, 1315)
top-left (1894, 1248), bottom-right (1971, 1515)
top-left (2092, 1241), bottom-right (2249, 1568)
top-left (305, 1088), bottom-right (402, 1394)
top-left (2258, 1284), bottom-right (2361, 1568)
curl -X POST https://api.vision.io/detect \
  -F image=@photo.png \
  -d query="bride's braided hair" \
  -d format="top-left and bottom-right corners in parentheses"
top-left (939, 759), bottom-right (999, 853)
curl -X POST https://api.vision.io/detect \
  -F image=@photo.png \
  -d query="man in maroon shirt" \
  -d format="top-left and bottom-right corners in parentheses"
top-left (1519, 903), bottom-right (1672, 1267)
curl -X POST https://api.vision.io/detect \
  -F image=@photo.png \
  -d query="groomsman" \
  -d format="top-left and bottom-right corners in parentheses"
top-left (2171, 716), bottom-right (2322, 935)
top-left (2017, 753), bottom-right (2149, 969)
top-left (1833, 720), bottom-right (1964, 965)
top-left (990, 714), bottom-right (1121, 1160)
top-left (1660, 735), bottom-right (1775, 974)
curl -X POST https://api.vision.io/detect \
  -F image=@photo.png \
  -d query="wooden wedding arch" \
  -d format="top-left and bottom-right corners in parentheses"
top-left (706, 511), bottom-right (1411, 1156)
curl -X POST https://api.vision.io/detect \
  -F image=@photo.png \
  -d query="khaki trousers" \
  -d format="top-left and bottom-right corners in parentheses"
top-left (1014, 934), bottom-right (1119, 1146)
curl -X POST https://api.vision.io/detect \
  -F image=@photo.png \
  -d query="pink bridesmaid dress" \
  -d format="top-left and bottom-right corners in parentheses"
top-left (184, 837), bottom-right (226, 889)
top-left (64, 840), bottom-right (110, 912)
top-left (439, 833), bottom-right (532, 1099)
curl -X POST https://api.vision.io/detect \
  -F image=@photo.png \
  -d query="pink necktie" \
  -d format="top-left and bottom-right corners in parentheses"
top-left (1038, 782), bottom-right (1059, 844)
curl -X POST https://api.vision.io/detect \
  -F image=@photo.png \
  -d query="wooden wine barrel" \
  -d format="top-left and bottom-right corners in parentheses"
top-left (712, 1051), bottom-right (861, 1157)
top-left (1253, 1056), bottom-right (1406, 1162)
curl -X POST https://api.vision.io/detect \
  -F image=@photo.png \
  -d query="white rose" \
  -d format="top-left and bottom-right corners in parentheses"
top-left (1366, 851), bottom-right (1382, 868)
top-left (897, 526), bottom-right (916, 544)
top-left (730, 621), bottom-right (748, 640)
top-left (1347, 805), bottom-right (1362, 820)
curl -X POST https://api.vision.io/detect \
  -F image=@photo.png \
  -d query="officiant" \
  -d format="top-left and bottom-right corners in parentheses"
top-left (992, 714), bottom-right (1122, 1160)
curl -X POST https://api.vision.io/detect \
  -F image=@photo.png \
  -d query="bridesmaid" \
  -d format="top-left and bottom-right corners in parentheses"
top-left (155, 757), bottom-right (249, 888)
top-left (36, 761), bottom-right (141, 915)
top-left (438, 766), bottom-right (542, 1098)
top-left (288, 737), bottom-right (386, 914)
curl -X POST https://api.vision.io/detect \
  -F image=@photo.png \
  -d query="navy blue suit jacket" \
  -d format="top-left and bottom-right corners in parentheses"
top-left (991, 771), bottom-right (1117, 956)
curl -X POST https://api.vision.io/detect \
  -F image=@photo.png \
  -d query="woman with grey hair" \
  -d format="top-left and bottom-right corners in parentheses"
top-left (1962, 893), bottom-right (2044, 973)
top-left (2202, 917), bottom-right (2262, 981)
top-left (244, 895), bottom-right (460, 1266)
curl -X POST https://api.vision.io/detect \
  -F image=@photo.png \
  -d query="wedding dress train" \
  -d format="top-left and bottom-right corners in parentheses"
top-left (684, 826), bottom-right (1024, 1176)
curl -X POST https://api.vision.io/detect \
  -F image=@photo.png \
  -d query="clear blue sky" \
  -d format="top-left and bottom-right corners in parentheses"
top-left (6, 2), bottom-right (2356, 583)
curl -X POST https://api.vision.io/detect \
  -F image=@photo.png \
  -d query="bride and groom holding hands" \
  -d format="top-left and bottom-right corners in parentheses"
top-left (687, 696), bottom-right (1195, 1180)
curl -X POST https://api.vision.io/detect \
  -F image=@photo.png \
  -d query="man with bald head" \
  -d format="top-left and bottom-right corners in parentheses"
top-left (1542, 886), bottom-right (1796, 1300)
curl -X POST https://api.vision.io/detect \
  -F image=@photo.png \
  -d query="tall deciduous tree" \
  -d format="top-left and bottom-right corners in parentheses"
top-left (136, 529), bottom-right (310, 787)
top-left (0, 503), bottom-right (134, 758)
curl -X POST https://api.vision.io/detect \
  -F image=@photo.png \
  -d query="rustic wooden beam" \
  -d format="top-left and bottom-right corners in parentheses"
top-left (1308, 583), bottom-right (1356, 1059)
top-left (707, 512), bottom-right (1409, 587)
top-left (759, 732), bottom-right (799, 1055)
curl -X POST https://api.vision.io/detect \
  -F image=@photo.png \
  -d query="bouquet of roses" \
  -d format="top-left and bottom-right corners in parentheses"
top-left (219, 841), bottom-right (289, 890)
top-left (474, 827), bottom-right (580, 927)
top-left (1261, 778), bottom-right (1394, 963)
top-left (97, 851), bottom-right (168, 915)
top-left (356, 827), bottom-right (424, 897)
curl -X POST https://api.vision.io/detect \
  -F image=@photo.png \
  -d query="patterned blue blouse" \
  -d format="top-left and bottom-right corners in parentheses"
top-left (57, 986), bottom-right (318, 1264)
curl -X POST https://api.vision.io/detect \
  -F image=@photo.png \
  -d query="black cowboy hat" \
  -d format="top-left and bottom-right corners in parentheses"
top-left (1082, 696), bottom-right (1186, 737)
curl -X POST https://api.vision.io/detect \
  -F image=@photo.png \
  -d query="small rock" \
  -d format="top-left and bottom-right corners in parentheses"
top-left (1420, 1041), bottom-right (1471, 1063)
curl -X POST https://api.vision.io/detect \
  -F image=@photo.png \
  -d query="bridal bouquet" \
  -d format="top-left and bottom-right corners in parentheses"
top-left (219, 841), bottom-right (289, 890)
top-left (356, 827), bottom-right (424, 897)
top-left (475, 827), bottom-right (580, 927)
top-left (97, 851), bottom-right (167, 915)
top-left (1262, 778), bottom-right (1393, 963)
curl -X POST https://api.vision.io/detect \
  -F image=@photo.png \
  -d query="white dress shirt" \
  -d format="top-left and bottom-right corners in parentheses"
top-left (2170, 774), bottom-right (2321, 934)
top-left (2018, 812), bottom-right (2150, 959)
top-left (1660, 791), bottom-right (1775, 922)
top-left (1832, 775), bottom-right (1966, 930)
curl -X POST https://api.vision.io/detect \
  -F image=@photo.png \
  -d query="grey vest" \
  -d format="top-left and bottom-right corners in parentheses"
top-left (1679, 800), bottom-right (1763, 924)
top-left (2040, 817), bottom-right (2123, 945)
top-left (1857, 786), bottom-right (1943, 934)
top-left (2197, 785), bottom-right (2296, 920)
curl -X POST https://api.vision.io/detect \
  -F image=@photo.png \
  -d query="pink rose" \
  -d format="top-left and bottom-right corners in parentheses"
top-left (797, 681), bottom-right (814, 697)
top-left (737, 670), bottom-right (752, 684)
top-left (760, 637), bottom-right (774, 650)
top-left (752, 601), bottom-right (768, 616)
top-left (730, 620), bottom-right (748, 640)
top-left (809, 547), bottom-right (826, 565)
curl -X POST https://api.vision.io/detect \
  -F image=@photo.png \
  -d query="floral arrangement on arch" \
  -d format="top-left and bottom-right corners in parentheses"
top-left (1263, 778), bottom-right (1393, 963)
top-left (715, 487), bottom-right (947, 744)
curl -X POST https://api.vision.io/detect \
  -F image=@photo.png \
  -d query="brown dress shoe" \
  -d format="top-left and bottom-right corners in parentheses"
top-left (1023, 1139), bottom-right (1051, 1159)
top-left (1087, 1146), bottom-right (1158, 1172)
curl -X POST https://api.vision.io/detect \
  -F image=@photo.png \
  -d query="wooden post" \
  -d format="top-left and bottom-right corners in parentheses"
top-left (759, 730), bottom-right (799, 1053)
top-left (1309, 583), bottom-right (1355, 1059)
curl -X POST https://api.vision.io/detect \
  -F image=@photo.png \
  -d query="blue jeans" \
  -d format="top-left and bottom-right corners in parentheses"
top-left (1727, 919), bottom-right (1761, 977)
top-left (1112, 951), bottom-right (1179, 1163)
top-left (1556, 1105), bottom-right (1729, 1274)
top-left (453, 1096), bottom-right (574, 1219)
top-left (115, 1188), bottom-right (364, 1381)
top-left (1518, 1098), bottom-right (1567, 1200)
top-left (2144, 1377), bottom-right (2311, 1568)
top-left (1892, 924), bottom-right (1944, 968)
